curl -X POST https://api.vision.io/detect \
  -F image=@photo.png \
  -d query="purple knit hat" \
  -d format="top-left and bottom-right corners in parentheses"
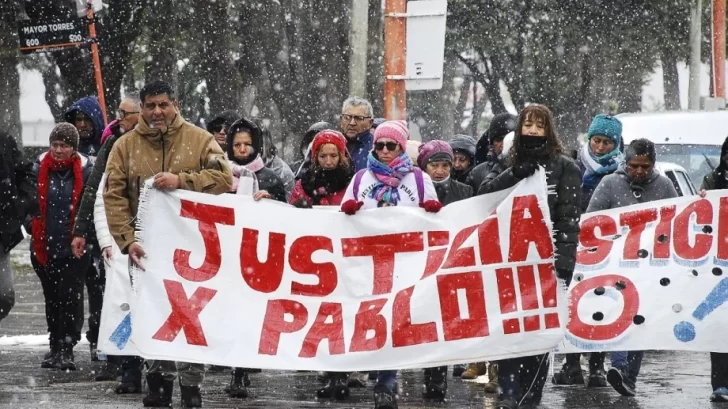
top-left (417, 140), bottom-right (453, 169)
top-left (374, 120), bottom-right (409, 150)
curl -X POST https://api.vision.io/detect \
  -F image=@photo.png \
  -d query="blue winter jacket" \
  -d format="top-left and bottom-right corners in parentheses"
top-left (64, 97), bottom-right (104, 157)
top-left (347, 130), bottom-right (374, 172)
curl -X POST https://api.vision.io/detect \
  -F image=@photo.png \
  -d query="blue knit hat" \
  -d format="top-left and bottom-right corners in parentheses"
top-left (587, 114), bottom-right (622, 146)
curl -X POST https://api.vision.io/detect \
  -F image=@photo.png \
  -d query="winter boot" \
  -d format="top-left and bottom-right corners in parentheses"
top-left (95, 361), bottom-right (120, 381)
top-left (495, 397), bottom-right (519, 409)
top-left (347, 371), bottom-right (367, 387)
top-left (143, 373), bottom-right (173, 407)
top-left (461, 362), bottom-right (487, 379)
top-left (180, 383), bottom-right (202, 408)
top-left (316, 373), bottom-right (349, 400)
top-left (41, 349), bottom-right (60, 369)
top-left (483, 363), bottom-right (499, 393)
top-left (226, 368), bottom-right (249, 398)
top-left (551, 355), bottom-right (584, 385)
top-left (711, 387), bottom-right (728, 402)
top-left (452, 364), bottom-right (466, 377)
top-left (607, 367), bottom-right (636, 397)
top-left (58, 346), bottom-right (76, 371)
top-left (587, 353), bottom-right (608, 387)
top-left (423, 367), bottom-right (447, 401)
top-left (373, 384), bottom-right (398, 409)
top-left (115, 361), bottom-right (143, 394)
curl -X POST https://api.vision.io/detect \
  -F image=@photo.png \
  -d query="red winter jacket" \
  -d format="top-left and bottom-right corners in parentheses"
top-left (289, 180), bottom-right (347, 207)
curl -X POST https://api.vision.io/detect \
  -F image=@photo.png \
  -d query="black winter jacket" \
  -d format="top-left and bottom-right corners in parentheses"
top-left (480, 154), bottom-right (582, 280)
top-left (0, 132), bottom-right (37, 253)
top-left (29, 153), bottom-right (94, 259)
top-left (434, 178), bottom-right (473, 206)
top-left (74, 122), bottom-right (128, 240)
top-left (467, 150), bottom-right (506, 194)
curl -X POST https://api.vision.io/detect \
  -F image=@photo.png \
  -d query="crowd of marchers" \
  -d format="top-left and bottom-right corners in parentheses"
top-left (1, 79), bottom-right (727, 409)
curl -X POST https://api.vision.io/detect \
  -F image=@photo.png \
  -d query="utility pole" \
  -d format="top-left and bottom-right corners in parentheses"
top-left (383, 0), bottom-right (407, 120)
top-left (86, 0), bottom-right (108, 124)
top-left (689, 0), bottom-right (702, 110)
top-left (712, 0), bottom-right (726, 99)
top-left (349, 0), bottom-right (369, 98)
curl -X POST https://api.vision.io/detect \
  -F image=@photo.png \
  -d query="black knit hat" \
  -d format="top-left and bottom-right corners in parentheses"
top-left (49, 122), bottom-right (79, 151)
top-left (487, 113), bottom-right (517, 143)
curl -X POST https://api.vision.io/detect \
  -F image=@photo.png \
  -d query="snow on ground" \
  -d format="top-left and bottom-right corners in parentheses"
top-left (0, 334), bottom-right (89, 347)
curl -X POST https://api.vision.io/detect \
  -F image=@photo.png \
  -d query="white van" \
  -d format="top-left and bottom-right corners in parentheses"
top-left (617, 111), bottom-right (728, 185)
top-left (656, 162), bottom-right (697, 197)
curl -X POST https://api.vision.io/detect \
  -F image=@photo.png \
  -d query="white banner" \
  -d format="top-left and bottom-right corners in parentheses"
top-left (128, 170), bottom-right (567, 371)
top-left (98, 247), bottom-right (140, 357)
top-left (560, 191), bottom-right (728, 353)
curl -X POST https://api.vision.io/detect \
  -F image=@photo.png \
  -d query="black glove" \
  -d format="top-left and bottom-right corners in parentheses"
top-left (512, 161), bottom-right (538, 179)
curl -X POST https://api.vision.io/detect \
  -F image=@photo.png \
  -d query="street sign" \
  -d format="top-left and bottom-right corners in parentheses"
top-left (18, 18), bottom-right (88, 55)
top-left (74, 0), bottom-right (103, 18)
top-left (404, 0), bottom-right (447, 91)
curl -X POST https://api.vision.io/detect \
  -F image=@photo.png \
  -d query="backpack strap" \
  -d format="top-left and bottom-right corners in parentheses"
top-left (414, 167), bottom-right (425, 205)
top-left (352, 169), bottom-right (367, 199)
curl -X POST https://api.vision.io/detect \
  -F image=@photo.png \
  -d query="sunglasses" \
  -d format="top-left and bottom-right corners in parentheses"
top-left (374, 141), bottom-right (399, 151)
top-left (210, 124), bottom-right (226, 134)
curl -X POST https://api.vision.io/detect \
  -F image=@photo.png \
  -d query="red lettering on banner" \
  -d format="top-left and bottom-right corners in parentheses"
top-left (577, 215), bottom-right (616, 266)
top-left (568, 275), bottom-right (639, 341)
top-left (517, 265), bottom-right (541, 332)
top-left (392, 286), bottom-right (438, 347)
top-left (620, 209), bottom-right (658, 261)
top-left (342, 233), bottom-right (424, 295)
top-left (478, 217), bottom-right (503, 265)
top-left (152, 280), bottom-right (217, 346)
top-left (442, 225), bottom-right (478, 269)
top-left (240, 228), bottom-right (285, 293)
top-left (508, 195), bottom-right (553, 262)
top-left (173, 200), bottom-right (235, 282)
top-left (495, 267), bottom-right (519, 334)
top-left (653, 206), bottom-right (676, 260)
top-left (258, 299), bottom-right (308, 355)
top-left (350, 299), bottom-right (388, 352)
top-left (299, 302), bottom-right (345, 358)
top-left (437, 272), bottom-right (488, 341)
top-left (422, 231), bottom-right (449, 279)
top-left (719, 198), bottom-right (728, 261)
top-left (289, 236), bottom-right (337, 297)
top-left (674, 200), bottom-right (713, 261)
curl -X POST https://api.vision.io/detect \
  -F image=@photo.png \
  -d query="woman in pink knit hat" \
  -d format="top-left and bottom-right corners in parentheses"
top-left (338, 119), bottom-right (441, 409)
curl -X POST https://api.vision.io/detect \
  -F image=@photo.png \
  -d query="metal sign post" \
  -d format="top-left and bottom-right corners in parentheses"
top-left (86, 0), bottom-right (108, 124)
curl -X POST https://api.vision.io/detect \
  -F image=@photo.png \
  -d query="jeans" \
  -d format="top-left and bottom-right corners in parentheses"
top-left (375, 370), bottom-right (398, 391)
top-left (147, 360), bottom-right (206, 387)
top-left (498, 353), bottom-right (550, 403)
top-left (0, 244), bottom-right (16, 321)
top-left (611, 350), bottom-right (644, 383)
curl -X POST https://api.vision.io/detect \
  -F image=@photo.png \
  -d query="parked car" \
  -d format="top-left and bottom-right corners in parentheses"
top-left (617, 111), bottom-right (728, 186)
top-left (655, 162), bottom-right (697, 197)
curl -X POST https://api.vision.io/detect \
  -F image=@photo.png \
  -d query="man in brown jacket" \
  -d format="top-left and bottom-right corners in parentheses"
top-left (104, 80), bottom-right (232, 408)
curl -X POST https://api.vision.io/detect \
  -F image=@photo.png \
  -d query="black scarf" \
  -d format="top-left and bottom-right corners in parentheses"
top-left (302, 165), bottom-right (354, 205)
top-left (517, 135), bottom-right (552, 162)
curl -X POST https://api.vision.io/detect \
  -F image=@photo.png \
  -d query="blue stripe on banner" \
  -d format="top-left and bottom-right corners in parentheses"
top-left (109, 313), bottom-right (132, 350)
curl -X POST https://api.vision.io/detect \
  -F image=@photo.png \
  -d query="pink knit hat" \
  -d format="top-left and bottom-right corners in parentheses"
top-left (373, 120), bottom-right (409, 150)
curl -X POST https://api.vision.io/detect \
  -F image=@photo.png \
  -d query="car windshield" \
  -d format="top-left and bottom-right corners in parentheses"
top-left (654, 144), bottom-right (720, 186)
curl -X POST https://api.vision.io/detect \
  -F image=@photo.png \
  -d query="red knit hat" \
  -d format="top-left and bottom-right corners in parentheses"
top-left (312, 130), bottom-right (347, 156)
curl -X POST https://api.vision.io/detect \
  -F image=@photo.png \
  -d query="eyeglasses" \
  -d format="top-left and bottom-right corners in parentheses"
top-left (341, 114), bottom-right (372, 122)
top-left (210, 124), bottom-right (226, 134)
top-left (374, 141), bottom-right (399, 151)
top-left (117, 109), bottom-right (140, 119)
